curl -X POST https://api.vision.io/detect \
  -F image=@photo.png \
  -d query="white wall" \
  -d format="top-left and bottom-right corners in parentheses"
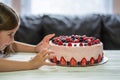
top-left (7, 0), bottom-right (120, 15)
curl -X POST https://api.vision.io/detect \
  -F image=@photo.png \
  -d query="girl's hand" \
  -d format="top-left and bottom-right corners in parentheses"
top-left (29, 49), bottom-right (56, 69)
top-left (35, 34), bottom-right (55, 52)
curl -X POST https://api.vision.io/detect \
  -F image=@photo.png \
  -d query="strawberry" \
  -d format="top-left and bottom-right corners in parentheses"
top-left (60, 57), bottom-right (66, 66)
top-left (90, 57), bottom-right (95, 65)
top-left (98, 54), bottom-right (101, 63)
top-left (70, 57), bottom-right (77, 66)
top-left (89, 37), bottom-right (94, 41)
top-left (83, 37), bottom-right (88, 41)
top-left (96, 39), bottom-right (100, 43)
top-left (66, 37), bottom-right (71, 42)
top-left (52, 56), bottom-right (57, 63)
top-left (73, 39), bottom-right (79, 43)
top-left (93, 40), bottom-right (98, 44)
top-left (81, 58), bottom-right (87, 66)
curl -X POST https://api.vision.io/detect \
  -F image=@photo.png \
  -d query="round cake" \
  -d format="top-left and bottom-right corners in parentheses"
top-left (49, 35), bottom-right (104, 67)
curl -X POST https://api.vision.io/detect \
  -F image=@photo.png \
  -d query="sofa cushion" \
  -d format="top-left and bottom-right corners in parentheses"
top-left (41, 14), bottom-right (102, 40)
top-left (15, 15), bottom-right (43, 45)
top-left (102, 15), bottom-right (120, 50)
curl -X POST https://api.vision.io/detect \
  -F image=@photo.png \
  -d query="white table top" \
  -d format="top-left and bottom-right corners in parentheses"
top-left (0, 50), bottom-right (120, 80)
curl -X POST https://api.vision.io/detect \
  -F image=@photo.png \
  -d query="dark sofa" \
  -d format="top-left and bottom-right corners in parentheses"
top-left (14, 14), bottom-right (120, 50)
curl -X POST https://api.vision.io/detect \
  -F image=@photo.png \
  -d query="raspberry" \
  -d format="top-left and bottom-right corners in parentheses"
top-left (58, 40), bottom-right (63, 45)
top-left (88, 42), bottom-right (92, 46)
top-left (68, 42), bottom-right (72, 46)
top-left (79, 42), bottom-right (83, 46)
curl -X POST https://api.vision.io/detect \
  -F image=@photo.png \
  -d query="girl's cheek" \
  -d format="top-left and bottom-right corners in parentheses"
top-left (8, 38), bottom-right (14, 44)
top-left (4, 38), bottom-right (11, 45)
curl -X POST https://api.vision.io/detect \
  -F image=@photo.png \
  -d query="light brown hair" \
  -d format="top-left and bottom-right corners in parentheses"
top-left (0, 2), bottom-right (19, 56)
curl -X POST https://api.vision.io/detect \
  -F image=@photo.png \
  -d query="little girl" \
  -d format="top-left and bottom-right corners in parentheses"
top-left (0, 2), bottom-right (55, 72)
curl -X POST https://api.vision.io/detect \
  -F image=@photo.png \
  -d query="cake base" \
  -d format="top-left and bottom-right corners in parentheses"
top-left (50, 56), bottom-right (108, 67)
top-left (40, 56), bottom-right (108, 71)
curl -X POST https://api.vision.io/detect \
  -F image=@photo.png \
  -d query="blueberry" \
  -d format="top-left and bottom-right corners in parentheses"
top-left (63, 44), bottom-right (66, 46)
top-left (74, 44), bottom-right (77, 46)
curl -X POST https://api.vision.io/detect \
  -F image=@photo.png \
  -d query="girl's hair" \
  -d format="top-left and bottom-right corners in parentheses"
top-left (0, 2), bottom-right (20, 56)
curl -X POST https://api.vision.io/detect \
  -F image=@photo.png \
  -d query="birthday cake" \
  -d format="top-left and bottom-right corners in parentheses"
top-left (49, 35), bottom-right (104, 67)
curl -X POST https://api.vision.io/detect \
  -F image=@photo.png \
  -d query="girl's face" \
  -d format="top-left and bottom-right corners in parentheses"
top-left (0, 26), bottom-right (19, 51)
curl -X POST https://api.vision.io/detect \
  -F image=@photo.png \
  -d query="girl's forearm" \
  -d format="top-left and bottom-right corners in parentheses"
top-left (0, 58), bottom-right (33, 72)
top-left (12, 41), bottom-right (36, 53)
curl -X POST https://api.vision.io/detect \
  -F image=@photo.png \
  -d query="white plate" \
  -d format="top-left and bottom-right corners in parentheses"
top-left (98, 56), bottom-right (108, 65)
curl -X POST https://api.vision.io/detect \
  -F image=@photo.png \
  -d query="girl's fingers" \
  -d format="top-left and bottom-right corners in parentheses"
top-left (39, 49), bottom-right (48, 56)
top-left (43, 34), bottom-right (55, 42)
top-left (43, 51), bottom-right (54, 57)
top-left (40, 49), bottom-right (54, 57)
top-left (44, 54), bottom-right (55, 60)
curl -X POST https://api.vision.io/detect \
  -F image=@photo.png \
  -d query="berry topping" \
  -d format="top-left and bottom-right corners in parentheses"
top-left (52, 35), bottom-right (101, 46)
top-left (74, 44), bottom-right (77, 46)
top-left (66, 37), bottom-right (72, 42)
top-left (58, 40), bottom-right (63, 45)
top-left (73, 39), bottom-right (79, 43)
top-left (68, 42), bottom-right (72, 46)
top-left (88, 42), bottom-right (92, 46)
top-left (79, 42), bottom-right (83, 46)
top-left (63, 43), bottom-right (66, 46)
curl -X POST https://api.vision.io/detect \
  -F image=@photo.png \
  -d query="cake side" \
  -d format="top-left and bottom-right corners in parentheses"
top-left (49, 41), bottom-right (103, 61)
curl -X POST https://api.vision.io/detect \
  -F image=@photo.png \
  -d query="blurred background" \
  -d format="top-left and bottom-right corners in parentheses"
top-left (1, 0), bottom-right (119, 16)
top-left (1, 0), bottom-right (120, 50)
